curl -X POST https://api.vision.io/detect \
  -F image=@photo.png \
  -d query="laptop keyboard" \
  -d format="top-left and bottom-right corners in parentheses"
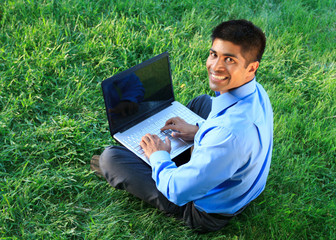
top-left (126, 107), bottom-right (201, 156)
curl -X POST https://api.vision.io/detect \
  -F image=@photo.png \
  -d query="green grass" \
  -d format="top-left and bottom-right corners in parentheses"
top-left (1, 0), bottom-right (335, 239)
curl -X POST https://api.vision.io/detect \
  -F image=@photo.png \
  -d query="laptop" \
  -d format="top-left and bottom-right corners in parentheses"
top-left (101, 52), bottom-right (204, 164)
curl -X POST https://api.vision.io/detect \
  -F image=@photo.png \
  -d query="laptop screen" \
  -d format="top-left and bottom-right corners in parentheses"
top-left (102, 52), bottom-right (174, 135)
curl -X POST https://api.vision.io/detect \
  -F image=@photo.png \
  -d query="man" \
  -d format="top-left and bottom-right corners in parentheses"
top-left (92, 19), bottom-right (273, 233)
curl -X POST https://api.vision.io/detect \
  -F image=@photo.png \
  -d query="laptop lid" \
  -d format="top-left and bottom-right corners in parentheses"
top-left (102, 52), bottom-right (175, 136)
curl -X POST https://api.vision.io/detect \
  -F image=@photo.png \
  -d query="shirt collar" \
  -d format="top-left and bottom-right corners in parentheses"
top-left (210, 78), bottom-right (257, 119)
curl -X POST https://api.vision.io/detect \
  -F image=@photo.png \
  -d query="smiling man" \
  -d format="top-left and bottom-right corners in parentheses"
top-left (97, 19), bottom-right (273, 233)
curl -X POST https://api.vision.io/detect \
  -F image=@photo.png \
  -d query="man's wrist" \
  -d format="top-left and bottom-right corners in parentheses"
top-left (149, 151), bottom-right (171, 165)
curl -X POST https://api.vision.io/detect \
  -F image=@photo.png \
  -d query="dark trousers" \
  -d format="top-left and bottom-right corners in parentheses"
top-left (99, 95), bottom-right (233, 232)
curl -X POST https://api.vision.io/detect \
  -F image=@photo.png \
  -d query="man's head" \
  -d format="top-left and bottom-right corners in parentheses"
top-left (206, 20), bottom-right (266, 94)
top-left (211, 19), bottom-right (266, 65)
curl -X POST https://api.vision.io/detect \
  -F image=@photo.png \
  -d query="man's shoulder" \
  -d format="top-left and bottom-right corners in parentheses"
top-left (201, 109), bottom-right (257, 142)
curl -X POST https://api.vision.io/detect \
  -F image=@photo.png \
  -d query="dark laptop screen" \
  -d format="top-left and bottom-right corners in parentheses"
top-left (102, 52), bottom-right (174, 135)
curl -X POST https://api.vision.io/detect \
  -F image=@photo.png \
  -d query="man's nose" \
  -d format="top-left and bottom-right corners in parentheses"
top-left (212, 58), bottom-right (226, 72)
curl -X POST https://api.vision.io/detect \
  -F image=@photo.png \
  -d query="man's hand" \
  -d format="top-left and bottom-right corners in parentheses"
top-left (140, 134), bottom-right (171, 159)
top-left (160, 117), bottom-right (199, 141)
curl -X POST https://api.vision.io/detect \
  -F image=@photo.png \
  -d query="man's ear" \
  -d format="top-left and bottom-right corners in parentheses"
top-left (248, 61), bottom-right (259, 74)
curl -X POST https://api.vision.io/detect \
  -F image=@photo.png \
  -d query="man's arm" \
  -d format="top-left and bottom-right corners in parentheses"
top-left (139, 118), bottom-right (246, 207)
top-left (150, 127), bottom-right (245, 206)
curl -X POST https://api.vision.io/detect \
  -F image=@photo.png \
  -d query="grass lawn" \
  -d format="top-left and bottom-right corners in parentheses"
top-left (0, 0), bottom-right (335, 239)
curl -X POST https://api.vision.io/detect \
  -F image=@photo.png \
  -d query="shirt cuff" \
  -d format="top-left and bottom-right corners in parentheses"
top-left (196, 120), bottom-right (205, 129)
top-left (149, 151), bottom-right (172, 166)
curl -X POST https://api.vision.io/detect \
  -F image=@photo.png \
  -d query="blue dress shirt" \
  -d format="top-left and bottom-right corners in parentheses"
top-left (149, 78), bottom-right (273, 214)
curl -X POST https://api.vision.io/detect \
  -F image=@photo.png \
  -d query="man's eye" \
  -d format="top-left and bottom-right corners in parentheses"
top-left (210, 52), bottom-right (217, 57)
top-left (225, 57), bottom-right (234, 63)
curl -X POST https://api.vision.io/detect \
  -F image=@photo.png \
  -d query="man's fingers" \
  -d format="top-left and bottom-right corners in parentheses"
top-left (141, 134), bottom-right (151, 144)
top-left (161, 124), bottom-right (178, 131)
top-left (141, 134), bottom-right (161, 143)
top-left (161, 118), bottom-right (182, 131)
top-left (163, 117), bottom-right (181, 126)
top-left (144, 133), bottom-right (153, 139)
top-left (171, 131), bottom-right (182, 138)
top-left (165, 136), bottom-right (171, 145)
top-left (164, 118), bottom-right (175, 126)
top-left (164, 136), bottom-right (172, 153)
top-left (139, 140), bottom-right (146, 148)
top-left (152, 134), bottom-right (160, 141)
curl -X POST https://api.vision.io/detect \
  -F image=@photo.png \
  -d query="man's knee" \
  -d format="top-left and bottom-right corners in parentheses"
top-left (187, 94), bottom-right (210, 107)
top-left (99, 146), bottom-right (125, 171)
top-left (187, 94), bottom-right (212, 119)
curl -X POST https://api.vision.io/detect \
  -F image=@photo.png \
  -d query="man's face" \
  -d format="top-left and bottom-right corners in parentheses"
top-left (206, 38), bottom-right (258, 94)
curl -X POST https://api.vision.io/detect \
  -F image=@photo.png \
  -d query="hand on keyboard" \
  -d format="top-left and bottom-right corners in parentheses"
top-left (140, 134), bottom-right (172, 159)
top-left (160, 117), bottom-right (199, 141)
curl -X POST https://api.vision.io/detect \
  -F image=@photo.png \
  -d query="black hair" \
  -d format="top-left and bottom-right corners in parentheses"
top-left (211, 19), bottom-right (266, 64)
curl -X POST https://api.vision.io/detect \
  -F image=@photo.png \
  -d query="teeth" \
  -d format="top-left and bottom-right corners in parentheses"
top-left (212, 74), bottom-right (227, 80)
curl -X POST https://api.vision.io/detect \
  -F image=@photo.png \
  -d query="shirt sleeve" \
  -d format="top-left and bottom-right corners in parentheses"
top-left (196, 119), bottom-right (205, 129)
top-left (150, 126), bottom-right (246, 206)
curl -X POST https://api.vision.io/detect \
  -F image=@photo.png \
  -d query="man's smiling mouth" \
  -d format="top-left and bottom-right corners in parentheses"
top-left (211, 74), bottom-right (229, 80)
